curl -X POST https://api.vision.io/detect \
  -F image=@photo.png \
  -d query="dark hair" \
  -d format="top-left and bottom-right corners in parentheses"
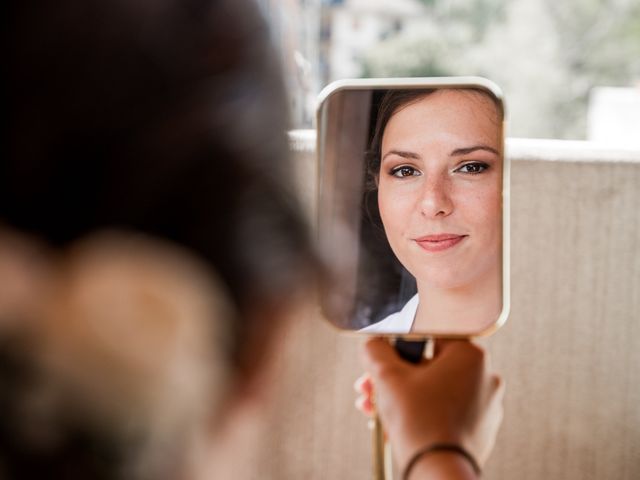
top-left (366, 89), bottom-right (437, 183)
top-left (2, 0), bottom-right (314, 363)
top-left (1, 0), bottom-right (315, 477)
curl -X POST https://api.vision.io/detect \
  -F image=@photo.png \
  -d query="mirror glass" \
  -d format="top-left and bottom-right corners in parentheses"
top-left (317, 78), bottom-right (508, 337)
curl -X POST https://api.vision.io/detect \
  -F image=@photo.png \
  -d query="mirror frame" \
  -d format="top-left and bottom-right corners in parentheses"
top-left (315, 77), bottom-right (510, 339)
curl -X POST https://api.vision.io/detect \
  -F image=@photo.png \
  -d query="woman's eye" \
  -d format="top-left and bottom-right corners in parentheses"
top-left (455, 162), bottom-right (489, 174)
top-left (390, 166), bottom-right (420, 178)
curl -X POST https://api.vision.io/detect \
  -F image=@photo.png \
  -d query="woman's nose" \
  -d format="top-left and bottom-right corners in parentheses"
top-left (420, 175), bottom-right (453, 218)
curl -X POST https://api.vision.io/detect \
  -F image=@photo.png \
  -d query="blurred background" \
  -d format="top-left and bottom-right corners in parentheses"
top-left (258, 0), bottom-right (640, 146)
top-left (255, 5), bottom-right (640, 478)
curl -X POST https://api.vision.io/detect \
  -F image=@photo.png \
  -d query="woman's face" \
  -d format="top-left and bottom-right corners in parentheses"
top-left (378, 89), bottom-right (502, 290)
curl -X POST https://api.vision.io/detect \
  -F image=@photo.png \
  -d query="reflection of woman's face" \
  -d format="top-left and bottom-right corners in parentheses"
top-left (378, 90), bottom-right (501, 290)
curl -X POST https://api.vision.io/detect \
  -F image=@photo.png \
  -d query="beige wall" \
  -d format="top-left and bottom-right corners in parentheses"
top-left (247, 135), bottom-right (640, 480)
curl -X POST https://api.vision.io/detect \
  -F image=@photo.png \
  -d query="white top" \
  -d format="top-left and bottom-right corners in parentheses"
top-left (360, 294), bottom-right (419, 334)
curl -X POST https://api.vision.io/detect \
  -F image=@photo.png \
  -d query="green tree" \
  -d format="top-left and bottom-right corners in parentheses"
top-left (360, 0), bottom-right (640, 139)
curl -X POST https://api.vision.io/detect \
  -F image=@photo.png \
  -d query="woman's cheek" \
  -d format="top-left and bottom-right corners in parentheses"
top-left (379, 187), bottom-right (416, 247)
top-left (379, 192), bottom-right (402, 239)
top-left (458, 181), bottom-right (500, 222)
top-left (457, 188), bottom-right (501, 251)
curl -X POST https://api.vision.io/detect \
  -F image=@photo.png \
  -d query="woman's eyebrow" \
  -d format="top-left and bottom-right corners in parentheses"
top-left (382, 150), bottom-right (420, 161)
top-left (450, 145), bottom-right (500, 156)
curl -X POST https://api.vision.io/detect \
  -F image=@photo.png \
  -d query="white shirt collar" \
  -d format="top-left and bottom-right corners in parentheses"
top-left (360, 294), bottom-right (419, 334)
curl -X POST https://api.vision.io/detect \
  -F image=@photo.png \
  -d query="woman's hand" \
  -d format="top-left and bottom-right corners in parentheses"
top-left (356, 338), bottom-right (504, 478)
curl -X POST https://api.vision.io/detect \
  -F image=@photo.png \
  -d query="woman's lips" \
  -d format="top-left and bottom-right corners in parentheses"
top-left (414, 234), bottom-right (467, 252)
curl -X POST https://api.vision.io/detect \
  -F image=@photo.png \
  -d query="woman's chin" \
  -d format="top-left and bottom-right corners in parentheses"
top-left (411, 260), bottom-right (500, 293)
top-left (414, 271), bottom-right (486, 292)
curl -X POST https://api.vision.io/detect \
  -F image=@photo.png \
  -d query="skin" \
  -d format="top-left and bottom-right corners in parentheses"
top-left (357, 338), bottom-right (504, 480)
top-left (377, 90), bottom-right (502, 332)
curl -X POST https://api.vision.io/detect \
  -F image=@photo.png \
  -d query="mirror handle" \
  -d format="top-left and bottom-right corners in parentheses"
top-left (370, 338), bottom-right (431, 480)
top-left (394, 339), bottom-right (429, 363)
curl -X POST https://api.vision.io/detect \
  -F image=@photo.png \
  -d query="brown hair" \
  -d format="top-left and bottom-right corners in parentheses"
top-left (366, 89), bottom-right (436, 182)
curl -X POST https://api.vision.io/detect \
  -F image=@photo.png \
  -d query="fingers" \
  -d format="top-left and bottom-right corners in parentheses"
top-left (431, 340), bottom-right (488, 380)
top-left (364, 338), bottom-right (489, 375)
top-left (354, 373), bottom-right (374, 416)
top-left (354, 392), bottom-right (375, 416)
top-left (363, 338), bottom-right (489, 386)
top-left (354, 373), bottom-right (373, 395)
top-left (434, 339), bottom-right (484, 361)
top-left (361, 337), bottom-right (407, 378)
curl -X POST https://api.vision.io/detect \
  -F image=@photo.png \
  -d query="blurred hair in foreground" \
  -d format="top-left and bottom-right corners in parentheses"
top-left (1, 0), bottom-right (317, 478)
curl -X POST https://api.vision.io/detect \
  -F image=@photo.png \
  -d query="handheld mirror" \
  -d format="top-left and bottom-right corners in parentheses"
top-left (316, 77), bottom-right (509, 339)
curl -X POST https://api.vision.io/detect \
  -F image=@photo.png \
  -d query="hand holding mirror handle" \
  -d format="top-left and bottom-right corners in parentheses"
top-left (362, 337), bottom-right (503, 480)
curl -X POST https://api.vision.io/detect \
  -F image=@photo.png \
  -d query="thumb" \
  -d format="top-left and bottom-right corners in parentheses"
top-left (362, 337), bottom-right (408, 380)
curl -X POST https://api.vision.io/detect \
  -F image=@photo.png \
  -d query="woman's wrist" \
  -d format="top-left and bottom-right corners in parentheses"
top-left (402, 444), bottom-right (480, 480)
